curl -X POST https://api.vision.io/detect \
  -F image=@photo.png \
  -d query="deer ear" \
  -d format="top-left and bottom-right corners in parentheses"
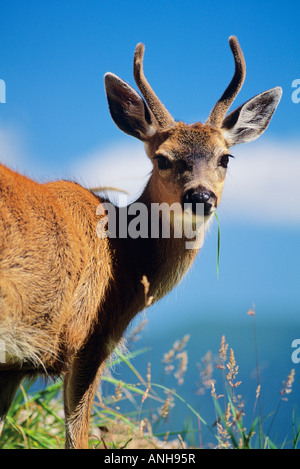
top-left (104, 73), bottom-right (158, 141)
top-left (221, 87), bottom-right (282, 146)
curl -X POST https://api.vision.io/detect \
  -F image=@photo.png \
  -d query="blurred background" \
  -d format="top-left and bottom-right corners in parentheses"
top-left (0, 0), bottom-right (299, 447)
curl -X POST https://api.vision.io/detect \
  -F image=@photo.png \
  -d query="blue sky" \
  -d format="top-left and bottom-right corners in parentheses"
top-left (0, 1), bottom-right (299, 164)
top-left (0, 1), bottom-right (299, 349)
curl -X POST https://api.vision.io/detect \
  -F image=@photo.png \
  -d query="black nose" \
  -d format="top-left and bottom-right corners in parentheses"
top-left (182, 189), bottom-right (216, 216)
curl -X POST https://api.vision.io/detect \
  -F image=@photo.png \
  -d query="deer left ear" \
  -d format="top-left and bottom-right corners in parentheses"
top-left (104, 73), bottom-right (158, 141)
top-left (221, 87), bottom-right (282, 146)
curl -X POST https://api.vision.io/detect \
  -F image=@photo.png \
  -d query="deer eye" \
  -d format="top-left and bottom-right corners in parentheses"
top-left (154, 155), bottom-right (172, 170)
top-left (219, 154), bottom-right (234, 169)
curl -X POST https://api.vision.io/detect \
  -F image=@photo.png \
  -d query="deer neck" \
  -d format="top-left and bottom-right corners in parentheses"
top-left (108, 177), bottom-right (205, 307)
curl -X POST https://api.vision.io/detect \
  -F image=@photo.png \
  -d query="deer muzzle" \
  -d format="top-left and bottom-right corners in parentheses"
top-left (182, 188), bottom-right (217, 216)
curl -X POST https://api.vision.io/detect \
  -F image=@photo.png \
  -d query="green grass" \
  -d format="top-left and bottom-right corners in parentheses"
top-left (1, 323), bottom-right (298, 449)
top-left (0, 381), bottom-right (65, 449)
top-left (214, 211), bottom-right (221, 279)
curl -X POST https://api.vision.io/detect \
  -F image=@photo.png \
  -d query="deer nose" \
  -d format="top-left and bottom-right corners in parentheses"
top-left (182, 189), bottom-right (216, 216)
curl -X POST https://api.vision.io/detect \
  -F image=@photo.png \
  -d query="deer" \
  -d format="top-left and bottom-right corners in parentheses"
top-left (0, 36), bottom-right (281, 448)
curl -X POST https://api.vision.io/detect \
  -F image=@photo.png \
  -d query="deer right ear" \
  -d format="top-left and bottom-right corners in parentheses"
top-left (104, 73), bottom-right (158, 141)
top-left (221, 87), bottom-right (282, 146)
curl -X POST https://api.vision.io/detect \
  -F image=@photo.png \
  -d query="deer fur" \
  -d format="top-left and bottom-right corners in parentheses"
top-left (0, 36), bottom-right (281, 448)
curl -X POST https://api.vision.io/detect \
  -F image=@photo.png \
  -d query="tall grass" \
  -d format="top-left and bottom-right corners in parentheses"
top-left (1, 312), bottom-right (298, 449)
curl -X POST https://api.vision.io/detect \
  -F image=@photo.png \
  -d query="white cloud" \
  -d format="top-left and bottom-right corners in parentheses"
top-left (73, 138), bottom-right (300, 226)
top-left (0, 126), bottom-right (29, 171)
top-left (3, 122), bottom-right (298, 226)
top-left (73, 141), bottom-right (152, 204)
top-left (221, 139), bottom-right (300, 226)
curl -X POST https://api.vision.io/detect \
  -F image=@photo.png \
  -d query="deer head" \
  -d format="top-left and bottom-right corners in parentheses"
top-left (104, 37), bottom-right (282, 221)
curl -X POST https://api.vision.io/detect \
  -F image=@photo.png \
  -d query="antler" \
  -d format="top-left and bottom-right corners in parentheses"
top-left (133, 43), bottom-right (175, 130)
top-left (206, 36), bottom-right (246, 128)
